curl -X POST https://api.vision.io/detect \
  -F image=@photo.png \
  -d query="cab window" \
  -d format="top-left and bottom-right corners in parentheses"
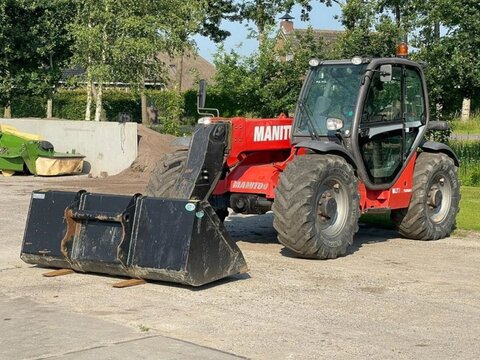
top-left (362, 66), bottom-right (402, 123)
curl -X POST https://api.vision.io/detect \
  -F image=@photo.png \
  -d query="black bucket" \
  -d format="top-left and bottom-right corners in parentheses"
top-left (21, 190), bottom-right (248, 287)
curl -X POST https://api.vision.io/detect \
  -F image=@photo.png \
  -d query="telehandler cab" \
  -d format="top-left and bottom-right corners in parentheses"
top-left (21, 52), bottom-right (460, 286)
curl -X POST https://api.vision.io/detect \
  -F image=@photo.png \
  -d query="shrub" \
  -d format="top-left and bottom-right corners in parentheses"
top-left (53, 90), bottom-right (86, 120)
top-left (145, 90), bottom-right (184, 123)
top-left (11, 96), bottom-right (46, 118)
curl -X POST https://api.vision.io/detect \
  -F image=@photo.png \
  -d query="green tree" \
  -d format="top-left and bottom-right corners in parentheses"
top-left (0, 0), bottom-right (74, 117)
top-left (235, 1), bottom-right (334, 44)
top-left (199, 0), bottom-right (241, 42)
top-left (412, 0), bottom-right (480, 116)
top-left (212, 29), bottom-right (329, 117)
top-left (70, 0), bottom-right (207, 121)
top-left (334, 0), bottom-right (402, 58)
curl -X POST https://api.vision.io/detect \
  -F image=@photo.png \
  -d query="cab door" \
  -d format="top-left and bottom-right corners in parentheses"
top-left (357, 63), bottom-right (426, 186)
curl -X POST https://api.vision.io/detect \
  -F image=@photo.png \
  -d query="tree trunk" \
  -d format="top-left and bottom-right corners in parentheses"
top-left (3, 106), bottom-right (11, 118)
top-left (46, 98), bottom-right (53, 119)
top-left (395, 5), bottom-right (401, 28)
top-left (178, 52), bottom-right (185, 93)
top-left (3, 102), bottom-right (12, 118)
top-left (434, 22), bottom-right (440, 39)
top-left (461, 98), bottom-right (471, 121)
top-left (94, 82), bottom-right (103, 122)
top-left (85, 79), bottom-right (93, 121)
top-left (256, 0), bottom-right (266, 46)
top-left (141, 92), bottom-right (150, 125)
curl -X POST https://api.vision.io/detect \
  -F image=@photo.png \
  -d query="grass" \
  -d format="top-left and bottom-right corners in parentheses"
top-left (138, 324), bottom-right (150, 332)
top-left (451, 115), bottom-right (480, 134)
top-left (448, 140), bottom-right (480, 187)
top-left (457, 186), bottom-right (480, 231)
top-left (360, 186), bottom-right (480, 232)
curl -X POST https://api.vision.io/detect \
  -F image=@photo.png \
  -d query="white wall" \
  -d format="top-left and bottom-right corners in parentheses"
top-left (0, 118), bottom-right (137, 176)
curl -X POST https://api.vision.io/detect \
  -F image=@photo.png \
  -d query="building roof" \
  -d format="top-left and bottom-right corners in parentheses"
top-left (292, 29), bottom-right (344, 43)
top-left (279, 27), bottom-right (344, 45)
top-left (61, 52), bottom-right (216, 91)
top-left (157, 51), bottom-right (216, 91)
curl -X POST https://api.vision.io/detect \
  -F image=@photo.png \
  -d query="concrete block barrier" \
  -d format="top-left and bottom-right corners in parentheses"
top-left (0, 118), bottom-right (137, 176)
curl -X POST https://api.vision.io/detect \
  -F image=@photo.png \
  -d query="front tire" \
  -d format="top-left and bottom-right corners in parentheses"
top-left (272, 154), bottom-right (360, 259)
top-left (390, 152), bottom-right (460, 240)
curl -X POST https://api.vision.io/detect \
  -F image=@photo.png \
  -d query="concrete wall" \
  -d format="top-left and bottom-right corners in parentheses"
top-left (0, 118), bottom-right (137, 176)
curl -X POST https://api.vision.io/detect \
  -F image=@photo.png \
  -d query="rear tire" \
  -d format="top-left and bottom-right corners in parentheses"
top-left (390, 152), bottom-right (460, 240)
top-left (272, 154), bottom-right (360, 259)
top-left (145, 150), bottom-right (229, 222)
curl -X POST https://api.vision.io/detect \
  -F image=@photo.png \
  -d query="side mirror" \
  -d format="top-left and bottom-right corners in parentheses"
top-left (198, 79), bottom-right (207, 109)
top-left (380, 64), bottom-right (392, 83)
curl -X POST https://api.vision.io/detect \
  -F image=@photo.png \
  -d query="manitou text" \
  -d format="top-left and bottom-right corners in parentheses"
top-left (253, 125), bottom-right (291, 142)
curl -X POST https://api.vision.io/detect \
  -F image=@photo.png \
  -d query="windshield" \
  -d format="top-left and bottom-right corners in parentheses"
top-left (294, 63), bottom-right (366, 137)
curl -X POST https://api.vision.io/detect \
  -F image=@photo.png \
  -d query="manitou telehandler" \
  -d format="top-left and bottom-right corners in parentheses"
top-left (21, 48), bottom-right (460, 286)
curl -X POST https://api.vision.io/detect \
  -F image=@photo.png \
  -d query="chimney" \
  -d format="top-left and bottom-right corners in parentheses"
top-left (279, 13), bottom-right (294, 34)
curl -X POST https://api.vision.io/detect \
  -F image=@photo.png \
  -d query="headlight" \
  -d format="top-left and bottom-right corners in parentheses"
top-left (351, 56), bottom-right (363, 65)
top-left (309, 58), bottom-right (320, 67)
top-left (326, 118), bottom-right (344, 131)
top-left (198, 116), bottom-right (212, 125)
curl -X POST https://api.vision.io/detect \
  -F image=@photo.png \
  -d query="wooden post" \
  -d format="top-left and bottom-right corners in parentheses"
top-left (461, 98), bottom-right (471, 122)
top-left (46, 98), bottom-right (53, 119)
top-left (3, 103), bottom-right (11, 118)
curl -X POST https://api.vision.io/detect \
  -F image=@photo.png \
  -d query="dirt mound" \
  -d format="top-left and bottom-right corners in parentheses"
top-left (51, 125), bottom-right (180, 195)
top-left (116, 125), bottom-right (175, 179)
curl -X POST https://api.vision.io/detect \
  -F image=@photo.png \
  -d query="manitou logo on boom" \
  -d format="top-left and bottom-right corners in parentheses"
top-left (253, 125), bottom-right (291, 142)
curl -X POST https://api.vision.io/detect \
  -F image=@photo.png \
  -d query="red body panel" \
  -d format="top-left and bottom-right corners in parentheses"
top-left (224, 114), bottom-right (293, 167)
top-left (358, 153), bottom-right (416, 211)
top-left (211, 116), bottom-right (414, 211)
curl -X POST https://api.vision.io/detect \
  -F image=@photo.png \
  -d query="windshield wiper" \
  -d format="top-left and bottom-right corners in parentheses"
top-left (298, 100), bottom-right (320, 141)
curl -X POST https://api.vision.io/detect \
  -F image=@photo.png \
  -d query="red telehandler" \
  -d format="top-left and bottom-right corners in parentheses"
top-left (21, 51), bottom-right (460, 286)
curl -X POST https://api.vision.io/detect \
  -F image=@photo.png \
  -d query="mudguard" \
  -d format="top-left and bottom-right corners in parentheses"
top-left (294, 140), bottom-right (359, 169)
top-left (420, 141), bottom-right (460, 166)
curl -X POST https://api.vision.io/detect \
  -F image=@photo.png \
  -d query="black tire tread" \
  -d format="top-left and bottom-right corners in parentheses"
top-left (390, 152), bottom-right (460, 240)
top-left (272, 154), bottom-right (360, 259)
top-left (145, 150), bottom-right (188, 198)
top-left (145, 150), bottom-right (229, 222)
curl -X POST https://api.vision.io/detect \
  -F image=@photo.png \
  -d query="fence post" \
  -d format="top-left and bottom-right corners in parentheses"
top-left (46, 98), bottom-right (53, 119)
top-left (461, 98), bottom-right (471, 122)
top-left (3, 103), bottom-right (12, 118)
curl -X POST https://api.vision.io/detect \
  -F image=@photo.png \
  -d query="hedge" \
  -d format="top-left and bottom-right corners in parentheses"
top-left (184, 87), bottom-right (250, 119)
top-left (9, 89), bottom-right (186, 123)
top-left (12, 96), bottom-right (46, 118)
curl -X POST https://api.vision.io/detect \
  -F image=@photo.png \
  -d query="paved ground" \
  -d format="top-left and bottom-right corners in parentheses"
top-left (1, 175), bottom-right (480, 359)
top-left (0, 297), bottom-right (241, 360)
top-left (450, 133), bottom-right (480, 141)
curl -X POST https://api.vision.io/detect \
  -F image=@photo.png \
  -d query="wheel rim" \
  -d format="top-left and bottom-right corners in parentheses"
top-left (316, 176), bottom-right (349, 238)
top-left (427, 173), bottom-right (452, 224)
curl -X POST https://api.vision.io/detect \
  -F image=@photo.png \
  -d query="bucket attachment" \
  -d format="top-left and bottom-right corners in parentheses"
top-left (21, 190), bottom-right (248, 287)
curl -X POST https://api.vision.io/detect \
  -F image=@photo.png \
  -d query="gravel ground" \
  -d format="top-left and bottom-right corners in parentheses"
top-left (1, 175), bottom-right (480, 359)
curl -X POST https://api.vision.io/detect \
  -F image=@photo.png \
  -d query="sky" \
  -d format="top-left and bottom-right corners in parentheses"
top-left (193, 2), bottom-right (343, 63)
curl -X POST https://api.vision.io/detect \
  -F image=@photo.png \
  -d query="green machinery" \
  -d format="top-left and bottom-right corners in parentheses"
top-left (0, 124), bottom-right (84, 176)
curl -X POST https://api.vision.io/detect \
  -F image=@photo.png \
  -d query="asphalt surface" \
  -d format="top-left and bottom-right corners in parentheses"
top-left (1, 175), bottom-right (480, 359)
